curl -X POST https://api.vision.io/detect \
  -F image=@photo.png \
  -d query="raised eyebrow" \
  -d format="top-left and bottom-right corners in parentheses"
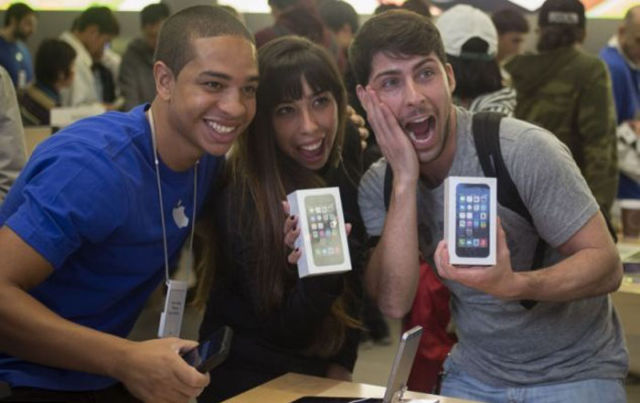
top-left (372, 69), bottom-right (402, 82)
top-left (199, 71), bottom-right (260, 83)
top-left (199, 71), bottom-right (232, 80)
top-left (412, 57), bottom-right (439, 72)
top-left (310, 89), bottom-right (331, 97)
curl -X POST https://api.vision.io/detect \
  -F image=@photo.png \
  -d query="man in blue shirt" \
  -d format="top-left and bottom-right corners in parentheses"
top-left (0, 3), bottom-right (36, 90)
top-left (600, 5), bottom-right (640, 125)
top-left (600, 5), bottom-right (640, 198)
top-left (0, 6), bottom-right (258, 403)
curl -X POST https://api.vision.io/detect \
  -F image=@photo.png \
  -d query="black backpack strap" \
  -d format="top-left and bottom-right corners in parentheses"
top-left (472, 112), bottom-right (545, 309)
top-left (383, 163), bottom-right (393, 211)
top-left (472, 112), bottom-right (532, 224)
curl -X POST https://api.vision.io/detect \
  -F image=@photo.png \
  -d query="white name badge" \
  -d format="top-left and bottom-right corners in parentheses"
top-left (157, 280), bottom-right (188, 338)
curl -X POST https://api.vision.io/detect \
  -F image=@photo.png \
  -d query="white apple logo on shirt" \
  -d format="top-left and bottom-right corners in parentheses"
top-left (172, 200), bottom-right (189, 229)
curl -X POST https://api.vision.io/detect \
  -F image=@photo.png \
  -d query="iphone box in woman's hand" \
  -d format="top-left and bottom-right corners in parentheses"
top-left (444, 177), bottom-right (497, 266)
top-left (287, 187), bottom-right (351, 278)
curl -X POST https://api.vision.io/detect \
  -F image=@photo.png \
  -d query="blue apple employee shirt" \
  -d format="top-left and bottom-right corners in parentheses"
top-left (0, 37), bottom-right (33, 88)
top-left (0, 104), bottom-right (221, 391)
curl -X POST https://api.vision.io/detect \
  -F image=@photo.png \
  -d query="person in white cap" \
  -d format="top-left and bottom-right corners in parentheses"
top-left (436, 4), bottom-right (516, 116)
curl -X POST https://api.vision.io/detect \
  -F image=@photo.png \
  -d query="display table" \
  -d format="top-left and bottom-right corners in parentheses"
top-left (224, 373), bottom-right (478, 403)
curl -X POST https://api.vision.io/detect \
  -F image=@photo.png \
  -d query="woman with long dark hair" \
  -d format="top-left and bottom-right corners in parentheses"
top-left (194, 36), bottom-right (364, 402)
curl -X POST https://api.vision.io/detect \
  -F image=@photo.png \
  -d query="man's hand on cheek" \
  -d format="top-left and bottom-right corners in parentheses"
top-left (356, 85), bottom-right (418, 184)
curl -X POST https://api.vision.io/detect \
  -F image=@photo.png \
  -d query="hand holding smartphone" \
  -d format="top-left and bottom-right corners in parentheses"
top-left (287, 187), bottom-right (352, 278)
top-left (181, 326), bottom-right (233, 373)
top-left (444, 177), bottom-right (497, 266)
top-left (455, 183), bottom-right (491, 259)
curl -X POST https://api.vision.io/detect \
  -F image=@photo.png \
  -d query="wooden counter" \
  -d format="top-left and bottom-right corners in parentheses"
top-left (224, 373), bottom-right (478, 403)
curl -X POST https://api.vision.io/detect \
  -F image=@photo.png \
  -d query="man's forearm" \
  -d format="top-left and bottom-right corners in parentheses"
top-left (365, 180), bottom-right (420, 318)
top-left (0, 283), bottom-right (132, 379)
top-left (514, 245), bottom-right (622, 302)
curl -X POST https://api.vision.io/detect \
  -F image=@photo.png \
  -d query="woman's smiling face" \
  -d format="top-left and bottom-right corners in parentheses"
top-left (272, 77), bottom-right (338, 171)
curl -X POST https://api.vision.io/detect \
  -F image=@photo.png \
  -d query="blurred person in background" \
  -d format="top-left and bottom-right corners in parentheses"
top-left (492, 8), bottom-right (530, 65)
top-left (374, 4), bottom-right (400, 14)
top-left (402, 0), bottom-right (431, 18)
top-left (506, 0), bottom-right (618, 215)
top-left (600, 5), bottom-right (640, 199)
top-left (119, 3), bottom-right (170, 111)
top-left (0, 3), bottom-right (36, 90)
top-left (20, 39), bottom-right (77, 126)
top-left (318, 0), bottom-right (358, 60)
top-left (438, 5), bottom-right (516, 116)
top-left (60, 6), bottom-right (119, 108)
top-left (255, 0), bottom-right (346, 73)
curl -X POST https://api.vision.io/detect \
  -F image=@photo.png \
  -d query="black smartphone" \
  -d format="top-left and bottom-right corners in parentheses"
top-left (455, 183), bottom-right (491, 258)
top-left (182, 326), bottom-right (233, 373)
top-left (304, 194), bottom-right (345, 266)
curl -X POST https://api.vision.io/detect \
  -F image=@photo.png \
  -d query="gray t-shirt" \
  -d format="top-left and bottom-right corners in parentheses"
top-left (358, 106), bottom-right (627, 386)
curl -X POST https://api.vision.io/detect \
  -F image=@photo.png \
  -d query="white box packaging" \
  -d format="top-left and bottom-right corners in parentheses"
top-left (444, 176), bottom-right (497, 266)
top-left (287, 187), bottom-right (351, 278)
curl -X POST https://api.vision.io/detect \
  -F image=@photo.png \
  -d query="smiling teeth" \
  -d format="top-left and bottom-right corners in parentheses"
top-left (409, 117), bottom-right (428, 124)
top-left (207, 120), bottom-right (235, 134)
top-left (301, 141), bottom-right (322, 151)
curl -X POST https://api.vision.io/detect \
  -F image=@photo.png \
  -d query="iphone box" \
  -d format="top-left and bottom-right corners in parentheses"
top-left (444, 176), bottom-right (497, 266)
top-left (287, 187), bottom-right (351, 278)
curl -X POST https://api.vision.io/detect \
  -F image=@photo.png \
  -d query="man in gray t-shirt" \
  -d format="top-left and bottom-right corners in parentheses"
top-left (349, 10), bottom-right (627, 402)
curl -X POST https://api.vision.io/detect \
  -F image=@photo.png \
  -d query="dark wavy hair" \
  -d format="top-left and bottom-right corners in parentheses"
top-left (72, 6), bottom-right (119, 35)
top-left (349, 9), bottom-right (445, 86)
top-left (140, 3), bottom-right (170, 27)
top-left (491, 8), bottom-right (529, 35)
top-left (448, 38), bottom-right (502, 100)
top-left (4, 2), bottom-right (34, 27)
top-left (35, 39), bottom-right (76, 88)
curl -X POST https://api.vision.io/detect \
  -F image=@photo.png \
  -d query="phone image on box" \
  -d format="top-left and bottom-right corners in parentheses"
top-left (455, 183), bottom-right (491, 258)
top-left (304, 194), bottom-right (345, 266)
top-left (182, 326), bottom-right (233, 373)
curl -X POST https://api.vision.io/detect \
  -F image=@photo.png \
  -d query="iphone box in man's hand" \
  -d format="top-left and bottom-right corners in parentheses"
top-left (444, 176), bottom-right (497, 266)
top-left (287, 187), bottom-right (351, 278)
